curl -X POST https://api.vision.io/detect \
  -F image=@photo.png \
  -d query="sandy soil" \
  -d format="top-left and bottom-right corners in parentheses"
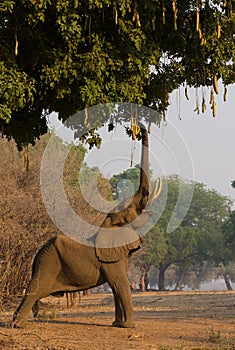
top-left (1, 291), bottom-right (235, 349)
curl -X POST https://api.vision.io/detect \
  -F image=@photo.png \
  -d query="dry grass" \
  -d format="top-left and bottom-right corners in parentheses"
top-left (1, 291), bottom-right (235, 349)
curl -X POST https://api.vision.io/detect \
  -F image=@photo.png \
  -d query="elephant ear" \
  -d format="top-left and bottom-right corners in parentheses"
top-left (95, 225), bottom-right (142, 262)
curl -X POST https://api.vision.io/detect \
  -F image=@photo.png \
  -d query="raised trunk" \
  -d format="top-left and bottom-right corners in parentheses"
top-left (136, 124), bottom-right (150, 208)
top-left (100, 124), bottom-right (150, 228)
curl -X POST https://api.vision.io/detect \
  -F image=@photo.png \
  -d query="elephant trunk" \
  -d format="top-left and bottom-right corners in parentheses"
top-left (136, 124), bottom-right (150, 210)
top-left (100, 123), bottom-right (151, 228)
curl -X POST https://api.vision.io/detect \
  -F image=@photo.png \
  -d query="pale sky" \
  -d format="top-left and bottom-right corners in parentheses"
top-left (167, 83), bottom-right (235, 206)
top-left (84, 83), bottom-right (235, 207)
top-left (48, 82), bottom-right (235, 208)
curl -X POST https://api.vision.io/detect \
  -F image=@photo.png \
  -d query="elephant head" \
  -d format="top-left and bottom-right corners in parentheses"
top-left (95, 225), bottom-right (144, 262)
top-left (95, 122), bottom-right (162, 262)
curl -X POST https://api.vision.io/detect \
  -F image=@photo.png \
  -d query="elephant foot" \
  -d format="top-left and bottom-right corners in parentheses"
top-left (112, 320), bottom-right (135, 328)
top-left (112, 320), bottom-right (123, 328)
top-left (12, 314), bottom-right (27, 329)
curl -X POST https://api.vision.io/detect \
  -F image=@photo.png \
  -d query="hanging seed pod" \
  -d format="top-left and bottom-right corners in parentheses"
top-left (217, 24), bottom-right (221, 38)
top-left (200, 37), bottom-right (206, 46)
top-left (212, 101), bottom-right (216, 118)
top-left (131, 116), bottom-right (140, 140)
top-left (194, 88), bottom-right (199, 114)
top-left (152, 16), bottom-right (156, 31)
top-left (162, 6), bottom-right (166, 24)
top-left (227, 0), bottom-right (233, 18)
top-left (184, 86), bottom-right (189, 100)
top-left (132, 0), bottom-right (138, 22)
top-left (194, 100), bottom-right (199, 113)
top-left (84, 108), bottom-right (88, 126)
top-left (196, 10), bottom-right (200, 31)
top-left (15, 34), bottom-right (18, 56)
top-left (172, 1), bottom-right (178, 30)
top-left (210, 89), bottom-right (214, 104)
top-left (132, 133), bottom-right (136, 141)
top-left (114, 7), bottom-right (118, 25)
top-left (135, 125), bottom-right (140, 135)
top-left (136, 13), bottom-right (141, 27)
top-left (202, 98), bottom-right (206, 113)
top-left (223, 86), bottom-right (227, 102)
top-left (174, 10), bottom-right (178, 30)
top-left (213, 74), bottom-right (219, 94)
top-left (198, 26), bottom-right (203, 39)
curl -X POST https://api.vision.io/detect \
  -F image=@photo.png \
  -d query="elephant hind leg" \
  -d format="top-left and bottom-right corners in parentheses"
top-left (12, 274), bottom-right (56, 328)
top-left (13, 294), bottom-right (38, 328)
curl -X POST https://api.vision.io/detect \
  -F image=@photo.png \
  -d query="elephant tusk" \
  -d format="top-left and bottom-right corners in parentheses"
top-left (148, 177), bottom-right (162, 205)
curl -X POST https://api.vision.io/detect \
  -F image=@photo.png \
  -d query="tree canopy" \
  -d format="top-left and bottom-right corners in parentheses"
top-left (1, 0), bottom-right (235, 149)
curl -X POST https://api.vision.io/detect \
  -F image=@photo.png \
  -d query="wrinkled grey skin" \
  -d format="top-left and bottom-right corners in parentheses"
top-left (13, 125), bottom-right (151, 329)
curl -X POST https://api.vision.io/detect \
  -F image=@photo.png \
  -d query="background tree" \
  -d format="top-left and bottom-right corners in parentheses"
top-left (158, 262), bottom-right (215, 291)
top-left (221, 208), bottom-right (235, 288)
top-left (212, 263), bottom-right (235, 290)
top-left (0, 136), bottom-right (112, 305)
top-left (138, 176), bottom-right (231, 290)
top-left (1, 0), bottom-right (235, 149)
top-left (110, 165), bottom-right (141, 200)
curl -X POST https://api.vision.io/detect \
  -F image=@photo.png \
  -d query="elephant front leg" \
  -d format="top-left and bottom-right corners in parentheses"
top-left (102, 261), bottom-right (135, 328)
top-left (111, 292), bottom-right (124, 327)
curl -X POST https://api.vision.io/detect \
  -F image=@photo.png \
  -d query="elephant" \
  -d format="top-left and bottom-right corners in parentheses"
top-left (12, 123), bottom-right (162, 329)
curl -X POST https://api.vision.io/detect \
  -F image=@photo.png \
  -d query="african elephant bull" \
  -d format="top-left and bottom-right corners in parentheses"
top-left (12, 123), bottom-right (161, 328)
top-left (13, 228), bottom-right (143, 328)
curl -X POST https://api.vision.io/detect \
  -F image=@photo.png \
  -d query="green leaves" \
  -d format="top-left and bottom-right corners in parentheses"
top-left (0, 0), bottom-right (235, 147)
top-left (0, 0), bottom-right (15, 12)
top-left (0, 62), bottom-right (36, 118)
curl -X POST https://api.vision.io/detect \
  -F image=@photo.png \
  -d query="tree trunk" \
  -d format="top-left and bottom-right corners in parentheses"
top-left (174, 278), bottom-right (184, 291)
top-left (139, 273), bottom-right (145, 292)
top-left (223, 274), bottom-right (233, 291)
top-left (139, 265), bottom-right (150, 292)
top-left (174, 269), bottom-right (187, 291)
top-left (158, 264), bottom-right (167, 291)
top-left (144, 273), bottom-right (149, 291)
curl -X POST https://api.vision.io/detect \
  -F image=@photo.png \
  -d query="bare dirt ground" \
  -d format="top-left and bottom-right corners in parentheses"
top-left (1, 291), bottom-right (235, 350)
